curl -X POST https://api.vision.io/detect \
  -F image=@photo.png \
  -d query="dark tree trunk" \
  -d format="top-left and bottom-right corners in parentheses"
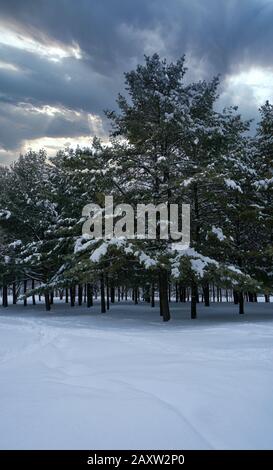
top-left (159, 269), bottom-right (170, 322)
top-left (212, 283), bottom-right (216, 302)
top-left (50, 292), bottom-right (54, 305)
top-left (78, 284), bottom-right (83, 306)
top-left (2, 285), bottom-right (8, 307)
top-left (65, 288), bottom-right (69, 303)
top-left (265, 294), bottom-right (270, 303)
top-left (110, 286), bottom-right (115, 303)
top-left (134, 288), bottom-right (138, 305)
top-left (203, 284), bottom-right (210, 307)
top-left (12, 282), bottom-right (17, 305)
top-left (84, 284), bottom-right (87, 303)
top-left (191, 281), bottom-right (197, 319)
top-left (248, 292), bottom-right (254, 302)
top-left (144, 285), bottom-right (150, 303)
top-left (32, 279), bottom-right (36, 305)
top-left (179, 282), bottom-right (183, 302)
top-left (70, 286), bottom-right (75, 307)
top-left (239, 292), bottom-right (244, 314)
top-left (254, 292), bottom-right (258, 302)
top-left (45, 292), bottom-right (51, 311)
top-left (151, 283), bottom-right (155, 307)
top-left (100, 275), bottom-right (106, 313)
top-left (87, 283), bottom-right (93, 307)
top-left (168, 283), bottom-right (171, 302)
top-left (125, 288), bottom-right (128, 301)
top-left (233, 290), bottom-right (239, 305)
top-left (106, 275), bottom-right (110, 310)
top-left (179, 282), bottom-right (186, 302)
top-left (24, 280), bottom-right (27, 306)
top-left (118, 286), bottom-right (121, 302)
top-left (175, 282), bottom-right (179, 303)
top-left (159, 284), bottom-right (163, 316)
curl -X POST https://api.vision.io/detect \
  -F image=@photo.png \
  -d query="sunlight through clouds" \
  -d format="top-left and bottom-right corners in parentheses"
top-left (226, 67), bottom-right (273, 105)
top-left (0, 23), bottom-right (82, 62)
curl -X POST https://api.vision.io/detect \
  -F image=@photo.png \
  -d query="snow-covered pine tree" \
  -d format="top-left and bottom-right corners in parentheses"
top-left (252, 101), bottom-right (273, 300)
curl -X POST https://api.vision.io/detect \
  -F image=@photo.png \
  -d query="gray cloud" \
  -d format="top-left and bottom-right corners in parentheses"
top-left (0, 0), bottom-right (273, 163)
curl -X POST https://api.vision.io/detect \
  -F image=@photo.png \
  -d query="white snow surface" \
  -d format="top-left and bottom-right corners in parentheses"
top-left (0, 300), bottom-right (273, 450)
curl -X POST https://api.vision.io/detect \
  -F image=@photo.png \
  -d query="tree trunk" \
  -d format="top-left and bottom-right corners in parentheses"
top-left (70, 286), bottom-right (75, 307)
top-left (31, 279), bottom-right (35, 305)
top-left (248, 292), bottom-right (254, 302)
top-left (45, 292), bottom-right (51, 311)
top-left (110, 286), bottom-right (115, 303)
top-left (159, 284), bottom-right (163, 316)
top-left (265, 294), bottom-right (270, 303)
top-left (2, 285), bottom-right (8, 307)
top-left (239, 292), bottom-right (244, 314)
top-left (65, 288), bottom-right (69, 303)
top-left (106, 275), bottom-right (110, 310)
top-left (233, 290), bottom-right (239, 305)
top-left (212, 283), bottom-right (216, 302)
top-left (191, 281), bottom-right (197, 319)
top-left (203, 283), bottom-right (210, 307)
top-left (144, 285), bottom-right (150, 303)
top-left (87, 283), bottom-right (93, 307)
top-left (151, 283), bottom-right (155, 308)
top-left (78, 284), bottom-right (83, 306)
top-left (100, 275), bottom-right (106, 313)
top-left (159, 269), bottom-right (170, 322)
top-left (134, 287), bottom-right (138, 305)
top-left (12, 282), bottom-right (17, 305)
top-left (118, 286), bottom-right (121, 302)
top-left (179, 282), bottom-right (186, 302)
top-left (24, 280), bottom-right (27, 306)
top-left (175, 282), bottom-right (179, 303)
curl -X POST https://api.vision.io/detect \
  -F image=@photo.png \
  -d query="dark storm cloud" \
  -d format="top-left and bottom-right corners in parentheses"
top-left (0, 44), bottom-right (116, 113)
top-left (0, 0), bottom-right (273, 161)
top-left (1, 0), bottom-right (273, 74)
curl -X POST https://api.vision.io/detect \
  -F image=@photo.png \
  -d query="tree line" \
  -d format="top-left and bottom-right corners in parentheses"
top-left (0, 54), bottom-right (272, 320)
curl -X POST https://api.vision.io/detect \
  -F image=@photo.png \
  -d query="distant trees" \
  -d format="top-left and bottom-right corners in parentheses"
top-left (0, 54), bottom-right (272, 319)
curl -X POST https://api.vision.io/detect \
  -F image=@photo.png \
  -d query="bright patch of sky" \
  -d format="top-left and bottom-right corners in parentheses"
top-left (0, 23), bottom-right (82, 62)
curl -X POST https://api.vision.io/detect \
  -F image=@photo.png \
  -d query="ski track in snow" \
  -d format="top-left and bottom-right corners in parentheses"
top-left (0, 300), bottom-right (273, 449)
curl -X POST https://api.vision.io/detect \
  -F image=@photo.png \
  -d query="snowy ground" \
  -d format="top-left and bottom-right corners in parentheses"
top-left (0, 300), bottom-right (273, 450)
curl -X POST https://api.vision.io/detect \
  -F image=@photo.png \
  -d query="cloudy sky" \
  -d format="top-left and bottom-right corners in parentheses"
top-left (0, 0), bottom-right (273, 164)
